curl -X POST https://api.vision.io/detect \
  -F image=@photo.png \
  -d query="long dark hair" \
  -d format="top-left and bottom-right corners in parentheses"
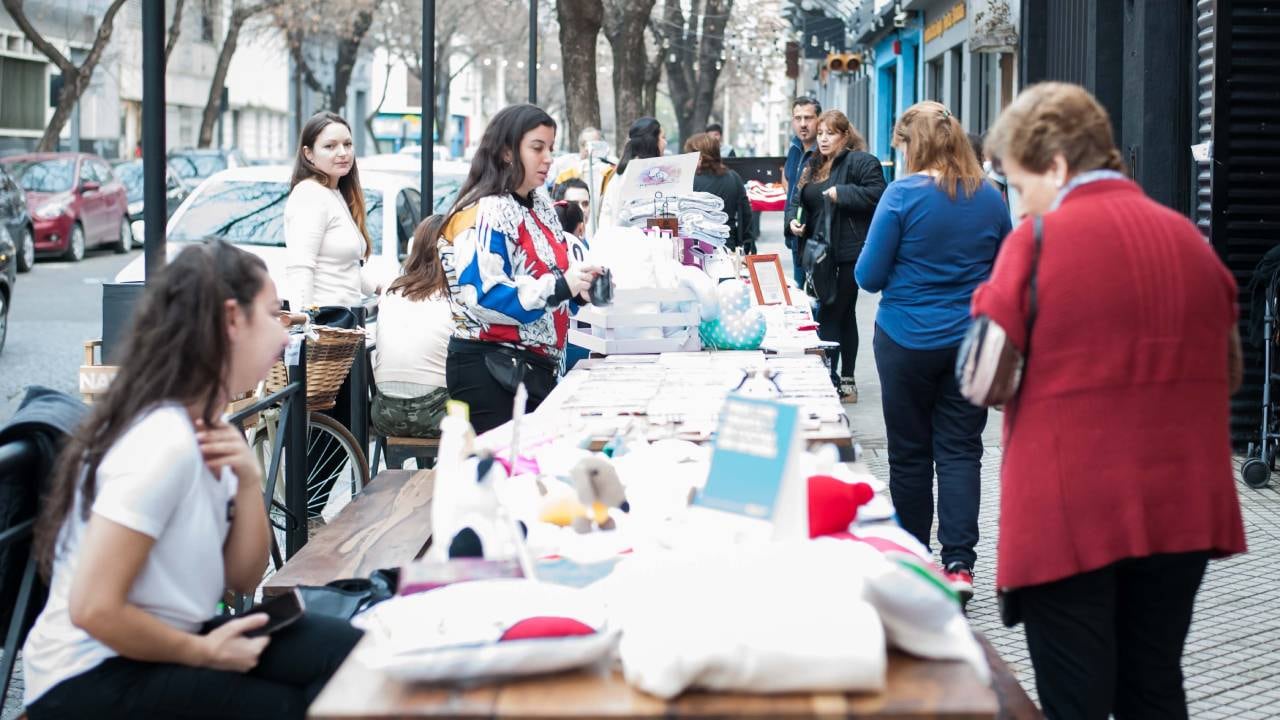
top-left (35, 241), bottom-right (269, 577)
top-left (616, 117), bottom-right (663, 176)
top-left (387, 217), bottom-right (450, 302)
top-left (291, 111), bottom-right (371, 259)
top-left (425, 104), bottom-right (557, 250)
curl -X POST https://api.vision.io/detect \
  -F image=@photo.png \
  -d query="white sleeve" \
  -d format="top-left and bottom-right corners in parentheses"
top-left (91, 409), bottom-right (198, 539)
top-left (284, 182), bottom-right (328, 309)
top-left (598, 180), bottom-right (620, 229)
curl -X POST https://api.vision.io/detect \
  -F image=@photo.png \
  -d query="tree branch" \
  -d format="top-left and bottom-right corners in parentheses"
top-left (2, 0), bottom-right (77, 75)
top-left (165, 0), bottom-right (187, 67)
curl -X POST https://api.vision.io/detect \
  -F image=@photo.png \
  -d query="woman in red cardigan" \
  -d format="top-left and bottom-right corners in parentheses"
top-left (976, 82), bottom-right (1246, 720)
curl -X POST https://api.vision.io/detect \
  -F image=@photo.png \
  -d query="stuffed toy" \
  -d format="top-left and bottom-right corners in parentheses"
top-left (430, 404), bottom-right (526, 560)
top-left (806, 474), bottom-right (876, 539)
top-left (538, 457), bottom-right (629, 533)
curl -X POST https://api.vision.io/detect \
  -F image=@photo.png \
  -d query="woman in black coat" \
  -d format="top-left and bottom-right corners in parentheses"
top-left (685, 132), bottom-right (755, 252)
top-left (785, 109), bottom-right (886, 403)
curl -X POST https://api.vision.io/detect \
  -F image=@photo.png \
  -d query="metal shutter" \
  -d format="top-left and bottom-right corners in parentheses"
top-left (1208, 0), bottom-right (1280, 446)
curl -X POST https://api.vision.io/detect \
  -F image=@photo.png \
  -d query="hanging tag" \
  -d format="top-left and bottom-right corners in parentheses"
top-left (284, 334), bottom-right (304, 367)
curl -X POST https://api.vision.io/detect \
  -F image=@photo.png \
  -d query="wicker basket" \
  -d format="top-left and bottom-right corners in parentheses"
top-left (266, 325), bottom-right (367, 412)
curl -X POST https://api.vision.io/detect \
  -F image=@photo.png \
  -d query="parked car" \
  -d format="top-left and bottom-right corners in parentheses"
top-left (398, 144), bottom-right (451, 161)
top-left (167, 148), bottom-right (249, 184)
top-left (0, 217), bottom-right (14, 355)
top-left (357, 155), bottom-right (468, 214)
top-left (112, 159), bottom-right (192, 245)
top-left (116, 166), bottom-right (423, 298)
top-left (0, 163), bottom-right (34, 272)
top-left (0, 153), bottom-right (130, 261)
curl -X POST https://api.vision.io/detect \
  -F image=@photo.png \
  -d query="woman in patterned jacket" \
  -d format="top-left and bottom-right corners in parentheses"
top-left (433, 104), bottom-right (604, 433)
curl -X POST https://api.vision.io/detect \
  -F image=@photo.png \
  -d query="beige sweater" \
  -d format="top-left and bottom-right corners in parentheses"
top-left (283, 179), bottom-right (374, 310)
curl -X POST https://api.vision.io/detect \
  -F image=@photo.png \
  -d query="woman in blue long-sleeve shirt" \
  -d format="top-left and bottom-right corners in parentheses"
top-left (854, 101), bottom-right (1012, 602)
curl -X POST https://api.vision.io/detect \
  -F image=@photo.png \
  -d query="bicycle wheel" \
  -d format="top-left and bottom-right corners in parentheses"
top-left (253, 413), bottom-right (370, 544)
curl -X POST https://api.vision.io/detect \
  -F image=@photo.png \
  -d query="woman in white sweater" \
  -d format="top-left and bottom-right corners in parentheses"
top-left (373, 219), bottom-right (453, 438)
top-left (283, 111), bottom-right (375, 311)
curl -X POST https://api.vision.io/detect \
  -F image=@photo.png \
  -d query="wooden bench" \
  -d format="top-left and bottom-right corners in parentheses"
top-left (260, 469), bottom-right (435, 598)
top-left (309, 635), bottom-right (1039, 719)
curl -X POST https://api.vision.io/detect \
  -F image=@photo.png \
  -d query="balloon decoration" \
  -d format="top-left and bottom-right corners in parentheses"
top-left (699, 280), bottom-right (767, 350)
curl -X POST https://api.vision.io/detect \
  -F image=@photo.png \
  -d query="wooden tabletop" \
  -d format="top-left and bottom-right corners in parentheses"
top-left (262, 470), bottom-right (435, 598)
top-left (308, 639), bottom-right (1009, 719)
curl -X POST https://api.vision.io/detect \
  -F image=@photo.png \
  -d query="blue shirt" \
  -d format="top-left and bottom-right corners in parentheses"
top-left (855, 174), bottom-right (1013, 350)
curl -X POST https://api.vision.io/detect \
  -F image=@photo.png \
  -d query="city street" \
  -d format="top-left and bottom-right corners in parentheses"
top-left (0, 249), bottom-right (139, 422)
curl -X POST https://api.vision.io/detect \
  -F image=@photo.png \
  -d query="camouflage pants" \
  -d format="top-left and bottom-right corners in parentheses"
top-left (371, 387), bottom-right (449, 438)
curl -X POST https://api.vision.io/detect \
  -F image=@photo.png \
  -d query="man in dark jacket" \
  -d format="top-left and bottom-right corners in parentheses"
top-left (783, 97), bottom-right (821, 286)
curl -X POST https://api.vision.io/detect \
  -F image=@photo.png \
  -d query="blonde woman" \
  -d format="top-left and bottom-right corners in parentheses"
top-left (783, 109), bottom-right (885, 402)
top-left (854, 101), bottom-right (1012, 602)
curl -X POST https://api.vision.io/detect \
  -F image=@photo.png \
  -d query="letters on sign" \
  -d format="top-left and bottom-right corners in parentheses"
top-left (924, 1), bottom-right (966, 44)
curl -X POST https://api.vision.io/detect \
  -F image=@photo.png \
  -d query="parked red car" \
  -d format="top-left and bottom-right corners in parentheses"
top-left (0, 153), bottom-right (130, 262)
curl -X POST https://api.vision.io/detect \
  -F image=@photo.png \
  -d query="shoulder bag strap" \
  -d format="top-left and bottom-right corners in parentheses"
top-left (1025, 216), bottom-right (1043, 356)
top-left (821, 193), bottom-right (833, 241)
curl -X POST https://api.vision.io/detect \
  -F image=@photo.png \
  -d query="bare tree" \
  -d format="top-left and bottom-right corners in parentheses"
top-left (657, 0), bottom-right (733, 143)
top-left (377, 0), bottom-right (524, 149)
top-left (273, 0), bottom-right (380, 115)
top-left (602, 0), bottom-right (658, 151)
top-left (1, 0), bottom-right (129, 151)
top-left (165, 0), bottom-right (188, 68)
top-left (555, 0), bottom-right (604, 146)
top-left (198, 0), bottom-right (282, 147)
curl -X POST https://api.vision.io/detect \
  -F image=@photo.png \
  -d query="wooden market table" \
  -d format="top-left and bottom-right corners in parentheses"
top-left (308, 635), bottom-right (1039, 719)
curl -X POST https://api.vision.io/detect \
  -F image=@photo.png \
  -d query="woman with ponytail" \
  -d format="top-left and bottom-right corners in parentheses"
top-left (855, 100), bottom-right (1012, 602)
top-left (23, 242), bottom-right (361, 719)
top-left (596, 117), bottom-right (667, 228)
top-left (976, 82), bottom-right (1244, 719)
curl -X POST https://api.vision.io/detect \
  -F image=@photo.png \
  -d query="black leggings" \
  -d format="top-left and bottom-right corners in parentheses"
top-left (817, 261), bottom-right (859, 384)
top-left (445, 346), bottom-right (556, 435)
top-left (27, 613), bottom-right (362, 720)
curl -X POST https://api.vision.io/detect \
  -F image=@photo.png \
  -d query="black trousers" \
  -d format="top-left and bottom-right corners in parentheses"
top-left (817, 261), bottom-right (859, 384)
top-left (1020, 551), bottom-right (1209, 720)
top-left (872, 326), bottom-right (987, 568)
top-left (27, 613), bottom-right (363, 720)
top-left (445, 347), bottom-right (556, 435)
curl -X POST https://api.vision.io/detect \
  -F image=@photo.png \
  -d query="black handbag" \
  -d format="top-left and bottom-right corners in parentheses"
top-left (297, 567), bottom-right (400, 621)
top-left (801, 197), bottom-right (838, 306)
top-left (308, 305), bottom-right (361, 330)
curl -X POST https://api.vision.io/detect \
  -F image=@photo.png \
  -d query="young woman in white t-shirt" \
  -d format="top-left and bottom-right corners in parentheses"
top-left (372, 219), bottom-right (453, 438)
top-left (23, 242), bottom-right (362, 719)
top-left (283, 111), bottom-right (376, 311)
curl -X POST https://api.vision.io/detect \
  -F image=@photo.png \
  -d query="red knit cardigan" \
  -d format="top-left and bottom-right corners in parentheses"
top-left (971, 179), bottom-right (1247, 590)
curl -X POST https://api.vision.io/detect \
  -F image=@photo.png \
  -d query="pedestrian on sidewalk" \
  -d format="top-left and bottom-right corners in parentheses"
top-left (855, 101), bottom-right (1012, 601)
top-left (597, 117), bottom-right (666, 229)
top-left (977, 82), bottom-right (1246, 720)
top-left (685, 132), bottom-right (755, 253)
top-left (22, 242), bottom-right (362, 720)
top-left (435, 104), bottom-right (604, 434)
top-left (783, 97), bottom-right (820, 287)
top-left (784, 110), bottom-right (885, 403)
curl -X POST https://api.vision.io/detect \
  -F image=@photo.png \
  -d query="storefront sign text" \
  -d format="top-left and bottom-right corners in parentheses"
top-left (924, 1), bottom-right (966, 44)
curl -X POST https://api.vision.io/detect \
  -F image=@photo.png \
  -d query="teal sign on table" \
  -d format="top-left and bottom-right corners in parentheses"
top-left (697, 394), bottom-right (801, 519)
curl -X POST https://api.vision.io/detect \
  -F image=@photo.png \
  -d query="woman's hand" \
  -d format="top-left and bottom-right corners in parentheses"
top-left (824, 187), bottom-right (838, 201)
top-left (195, 419), bottom-right (260, 486)
top-left (788, 219), bottom-right (806, 235)
top-left (198, 614), bottom-right (270, 672)
top-left (565, 264), bottom-right (603, 302)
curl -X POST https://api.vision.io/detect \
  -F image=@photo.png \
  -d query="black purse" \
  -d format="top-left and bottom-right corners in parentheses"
top-left (801, 196), bottom-right (838, 306)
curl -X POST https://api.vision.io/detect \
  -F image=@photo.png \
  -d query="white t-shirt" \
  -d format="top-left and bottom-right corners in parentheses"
top-left (283, 178), bottom-right (374, 310)
top-left (22, 404), bottom-right (238, 705)
top-left (373, 290), bottom-right (452, 393)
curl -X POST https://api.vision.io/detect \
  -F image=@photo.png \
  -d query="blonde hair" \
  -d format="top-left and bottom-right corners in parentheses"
top-left (797, 110), bottom-right (867, 187)
top-left (892, 101), bottom-right (985, 200)
top-left (983, 82), bottom-right (1125, 176)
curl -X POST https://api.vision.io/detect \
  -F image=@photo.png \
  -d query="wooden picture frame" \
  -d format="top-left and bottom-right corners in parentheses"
top-left (745, 253), bottom-right (792, 306)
